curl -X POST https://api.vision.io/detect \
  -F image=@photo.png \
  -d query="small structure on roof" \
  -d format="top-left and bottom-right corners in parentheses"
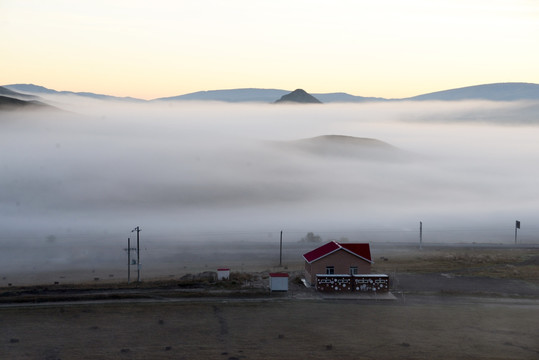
top-left (269, 273), bottom-right (289, 292)
top-left (217, 268), bottom-right (230, 280)
top-left (303, 241), bottom-right (373, 287)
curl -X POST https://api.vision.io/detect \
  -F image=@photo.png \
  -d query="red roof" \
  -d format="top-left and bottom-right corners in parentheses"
top-left (302, 241), bottom-right (372, 264)
top-left (340, 243), bottom-right (371, 262)
top-left (302, 241), bottom-right (341, 263)
top-left (269, 273), bottom-right (289, 277)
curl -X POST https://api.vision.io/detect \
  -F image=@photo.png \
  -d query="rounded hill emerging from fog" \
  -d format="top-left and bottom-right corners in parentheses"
top-left (296, 135), bottom-right (392, 147)
top-left (274, 89), bottom-right (322, 104)
top-left (271, 135), bottom-right (408, 162)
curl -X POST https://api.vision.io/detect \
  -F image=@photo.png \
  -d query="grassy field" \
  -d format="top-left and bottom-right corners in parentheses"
top-left (372, 246), bottom-right (539, 283)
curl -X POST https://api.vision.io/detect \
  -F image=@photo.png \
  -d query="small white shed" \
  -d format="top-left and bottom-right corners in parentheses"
top-left (217, 268), bottom-right (230, 280)
top-left (269, 273), bottom-right (289, 292)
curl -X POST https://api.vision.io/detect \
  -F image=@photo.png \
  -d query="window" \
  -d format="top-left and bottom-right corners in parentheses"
top-left (350, 266), bottom-right (358, 275)
top-left (326, 266), bottom-right (335, 274)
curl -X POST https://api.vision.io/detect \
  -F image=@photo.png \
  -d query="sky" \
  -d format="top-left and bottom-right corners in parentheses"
top-left (2, 0), bottom-right (539, 100)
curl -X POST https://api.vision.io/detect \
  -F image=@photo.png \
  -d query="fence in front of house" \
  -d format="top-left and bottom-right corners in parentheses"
top-left (316, 274), bottom-right (389, 293)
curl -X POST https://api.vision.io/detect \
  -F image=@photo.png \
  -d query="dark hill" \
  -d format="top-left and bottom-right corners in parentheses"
top-left (0, 95), bottom-right (55, 111)
top-left (274, 89), bottom-right (322, 104)
top-left (0, 86), bottom-right (36, 100)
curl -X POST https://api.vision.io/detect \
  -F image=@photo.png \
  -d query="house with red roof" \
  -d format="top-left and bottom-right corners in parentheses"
top-left (303, 241), bottom-right (373, 286)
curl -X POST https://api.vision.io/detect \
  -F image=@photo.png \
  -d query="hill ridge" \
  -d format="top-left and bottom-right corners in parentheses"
top-left (4, 82), bottom-right (539, 103)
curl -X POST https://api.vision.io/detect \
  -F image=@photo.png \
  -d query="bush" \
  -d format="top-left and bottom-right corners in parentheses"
top-left (300, 232), bottom-right (322, 243)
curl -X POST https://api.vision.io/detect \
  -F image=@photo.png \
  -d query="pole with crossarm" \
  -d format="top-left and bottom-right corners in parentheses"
top-left (131, 226), bottom-right (141, 282)
top-left (515, 220), bottom-right (520, 244)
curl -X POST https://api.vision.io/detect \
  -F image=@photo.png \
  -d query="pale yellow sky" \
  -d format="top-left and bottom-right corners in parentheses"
top-left (1, 0), bottom-right (538, 100)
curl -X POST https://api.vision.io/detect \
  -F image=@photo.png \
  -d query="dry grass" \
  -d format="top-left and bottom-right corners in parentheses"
top-left (460, 264), bottom-right (539, 281)
top-left (372, 248), bottom-right (539, 283)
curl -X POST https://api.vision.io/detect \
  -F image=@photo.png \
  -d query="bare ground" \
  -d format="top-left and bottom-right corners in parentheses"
top-left (1, 298), bottom-right (538, 359)
top-left (1, 244), bottom-right (538, 359)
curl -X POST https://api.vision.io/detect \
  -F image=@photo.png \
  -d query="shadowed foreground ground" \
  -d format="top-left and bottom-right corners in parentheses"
top-left (1, 297), bottom-right (538, 359)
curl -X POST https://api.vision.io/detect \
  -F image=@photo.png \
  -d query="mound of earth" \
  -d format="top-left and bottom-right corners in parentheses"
top-left (274, 134), bottom-right (408, 161)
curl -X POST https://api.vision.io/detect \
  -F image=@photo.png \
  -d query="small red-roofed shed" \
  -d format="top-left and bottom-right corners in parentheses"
top-left (269, 273), bottom-right (289, 292)
top-left (217, 268), bottom-right (230, 280)
top-left (303, 241), bottom-right (373, 286)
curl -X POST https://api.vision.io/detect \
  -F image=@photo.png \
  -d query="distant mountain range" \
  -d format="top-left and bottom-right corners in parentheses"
top-left (157, 89), bottom-right (384, 103)
top-left (406, 83), bottom-right (539, 101)
top-left (157, 88), bottom-right (288, 102)
top-left (2, 84), bottom-right (145, 102)
top-left (3, 82), bottom-right (539, 106)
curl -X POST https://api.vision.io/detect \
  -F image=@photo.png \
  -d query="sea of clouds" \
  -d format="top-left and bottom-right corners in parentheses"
top-left (1, 98), bottom-right (539, 277)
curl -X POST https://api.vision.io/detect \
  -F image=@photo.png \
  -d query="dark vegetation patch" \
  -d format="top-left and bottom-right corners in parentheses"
top-left (0, 271), bottom-right (268, 304)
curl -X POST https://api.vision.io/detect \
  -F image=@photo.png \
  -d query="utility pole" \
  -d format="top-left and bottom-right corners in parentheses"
top-left (279, 230), bottom-right (283, 267)
top-left (127, 237), bottom-right (131, 283)
top-left (515, 220), bottom-right (520, 244)
top-left (124, 238), bottom-right (137, 284)
top-left (131, 226), bottom-right (141, 282)
top-left (419, 221), bottom-right (423, 250)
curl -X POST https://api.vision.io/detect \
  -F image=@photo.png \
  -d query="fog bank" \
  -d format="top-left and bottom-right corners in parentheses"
top-left (1, 99), bottom-right (539, 278)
